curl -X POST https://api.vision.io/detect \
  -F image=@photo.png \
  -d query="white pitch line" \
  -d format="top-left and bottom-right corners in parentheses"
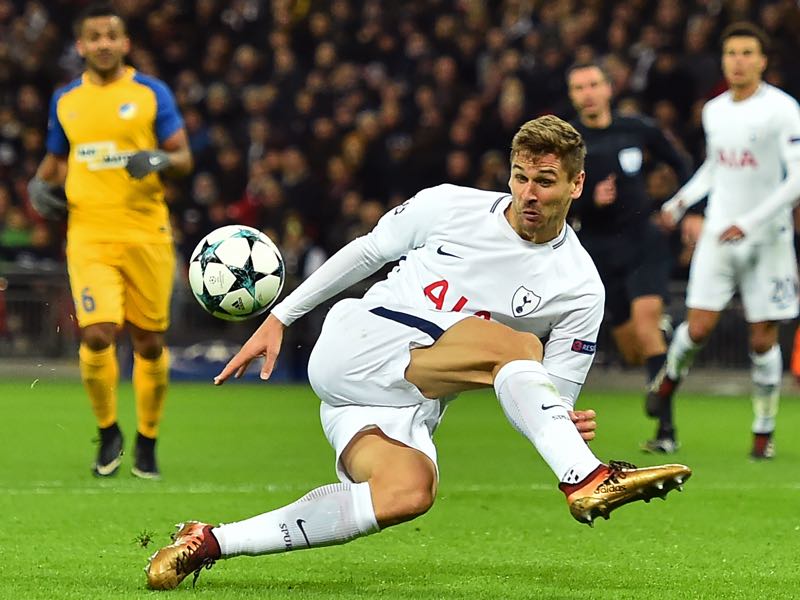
top-left (1, 481), bottom-right (799, 495)
top-left (0, 482), bottom-right (307, 496)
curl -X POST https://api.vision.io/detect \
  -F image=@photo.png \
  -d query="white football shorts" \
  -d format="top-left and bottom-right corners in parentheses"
top-left (319, 402), bottom-right (445, 483)
top-left (309, 297), bottom-right (472, 482)
top-left (686, 228), bottom-right (799, 322)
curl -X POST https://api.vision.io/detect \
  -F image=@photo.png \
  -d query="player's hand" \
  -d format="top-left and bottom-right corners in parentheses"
top-left (658, 197), bottom-right (686, 231)
top-left (593, 174), bottom-right (617, 207)
top-left (719, 225), bottom-right (745, 243)
top-left (125, 150), bottom-right (170, 179)
top-left (27, 177), bottom-right (67, 220)
top-left (569, 409), bottom-right (597, 442)
top-left (214, 313), bottom-right (285, 384)
top-left (681, 213), bottom-right (704, 246)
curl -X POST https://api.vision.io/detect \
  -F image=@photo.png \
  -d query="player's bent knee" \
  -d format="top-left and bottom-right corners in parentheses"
top-left (687, 321), bottom-right (712, 344)
top-left (396, 486), bottom-right (435, 519)
top-left (128, 327), bottom-right (165, 359)
top-left (633, 315), bottom-right (660, 339)
top-left (134, 340), bottom-right (164, 360)
top-left (81, 325), bottom-right (115, 351)
top-left (750, 337), bottom-right (775, 355)
top-left (371, 478), bottom-right (435, 524)
top-left (517, 331), bottom-right (544, 360)
top-left (493, 331), bottom-right (543, 374)
top-left (366, 456), bottom-right (437, 525)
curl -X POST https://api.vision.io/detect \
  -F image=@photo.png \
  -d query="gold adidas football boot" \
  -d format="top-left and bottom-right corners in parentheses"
top-left (145, 521), bottom-right (220, 590)
top-left (560, 460), bottom-right (691, 526)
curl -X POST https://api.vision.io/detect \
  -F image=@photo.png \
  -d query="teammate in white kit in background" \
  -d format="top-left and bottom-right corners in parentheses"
top-left (145, 116), bottom-right (691, 590)
top-left (650, 22), bottom-right (800, 459)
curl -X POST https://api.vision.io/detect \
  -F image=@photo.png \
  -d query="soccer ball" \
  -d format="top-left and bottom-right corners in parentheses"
top-left (188, 225), bottom-right (285, 321)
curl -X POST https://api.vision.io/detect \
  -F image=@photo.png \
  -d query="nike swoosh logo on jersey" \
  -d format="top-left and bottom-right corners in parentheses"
top-left (540, 404), bottom-right (563, 411)
top-left (436, 245), bottom-right (462, 259)
top-left (296, 519), bottom-right (311, 547)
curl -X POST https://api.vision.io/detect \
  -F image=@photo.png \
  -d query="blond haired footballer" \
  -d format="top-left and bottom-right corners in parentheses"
top-left (145, 115), bottom-right (689, 590)
top-left (28, 2), bottom-right (192, 478)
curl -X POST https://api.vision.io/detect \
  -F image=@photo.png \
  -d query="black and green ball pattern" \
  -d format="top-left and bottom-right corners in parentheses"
top-left (188, 225), bottom-right (285, 321)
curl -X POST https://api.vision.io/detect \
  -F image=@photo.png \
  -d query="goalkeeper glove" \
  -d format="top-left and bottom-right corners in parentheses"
top-left (27, 177), bottom-right (67, 220)
top-left (125, 150), bottom-right (170, 179)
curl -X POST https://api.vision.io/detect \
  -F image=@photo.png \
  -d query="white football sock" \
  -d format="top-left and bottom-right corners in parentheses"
top-left (750, 344), bottom-right (781, 434)
top-left (665, 321), bottom-right (703, 380)
top-left (213, 482), bottom-right (379, 557)
top-left (494, 360), bottom-right (601, 484)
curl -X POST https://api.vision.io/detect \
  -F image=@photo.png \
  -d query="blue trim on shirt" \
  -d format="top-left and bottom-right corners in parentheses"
top-left (45, 77), bottom-right (82, 155)
top-left (132, 72), bottom-right (184, 143)
top-left (369, 307), bottom-right (444, 341)
top-left (552, 228), bottom-right (568, 249)
top-left (490, 194), bottom-right (510, 213)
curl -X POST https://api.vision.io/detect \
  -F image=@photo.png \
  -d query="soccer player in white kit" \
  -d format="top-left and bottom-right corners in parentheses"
top-left (145, 116), bottom-right (690, 590)
top-left (650, 22), bottom-right (800, 459)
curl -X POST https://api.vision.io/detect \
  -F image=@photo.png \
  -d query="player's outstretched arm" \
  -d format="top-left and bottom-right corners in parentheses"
top-left (214, 313), bottom-right (285, 384)
top-left (660, 158), bottom-right (714, 229)
top-left (728, 159), bottom-right (800, 240)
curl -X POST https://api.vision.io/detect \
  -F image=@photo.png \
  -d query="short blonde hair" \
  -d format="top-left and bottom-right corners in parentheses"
top-left (510, 115), bottom-right (586, 180)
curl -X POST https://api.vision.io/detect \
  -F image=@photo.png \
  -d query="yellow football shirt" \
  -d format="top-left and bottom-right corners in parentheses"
top-left (46, 66), bottom-right (184, 244)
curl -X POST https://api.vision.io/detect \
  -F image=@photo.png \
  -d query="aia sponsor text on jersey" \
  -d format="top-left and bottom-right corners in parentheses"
top-left (717, 149), bottom-right (758, 168)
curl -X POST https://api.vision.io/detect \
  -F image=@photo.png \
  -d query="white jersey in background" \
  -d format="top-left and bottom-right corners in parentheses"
top-left (672, 83), bottom-right (800, 241)
top-left (664, 83), bottom-right (800, 321)
top-left (272, 184), bottom-right (605, 388)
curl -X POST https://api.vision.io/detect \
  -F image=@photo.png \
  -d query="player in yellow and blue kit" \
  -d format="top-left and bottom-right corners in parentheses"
top-left (28, 2), bottom-right (193, 479)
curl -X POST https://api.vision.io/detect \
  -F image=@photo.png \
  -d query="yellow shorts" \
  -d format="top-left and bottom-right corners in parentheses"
top-left (66, 241), bottom-right (176, 331)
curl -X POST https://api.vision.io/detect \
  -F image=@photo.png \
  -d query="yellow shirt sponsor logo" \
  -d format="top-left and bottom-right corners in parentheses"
top-left (75, 141), bottom-right (134, 171)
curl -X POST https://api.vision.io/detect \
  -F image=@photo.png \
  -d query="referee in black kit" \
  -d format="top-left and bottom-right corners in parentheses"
top-left (566, 61), bottom-right (691, 454)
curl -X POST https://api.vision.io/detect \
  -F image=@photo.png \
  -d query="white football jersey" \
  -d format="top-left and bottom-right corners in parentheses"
top-left (701, 84), bottom-right (800, 238)
top-left (360, 184), bottom-right (605, 384)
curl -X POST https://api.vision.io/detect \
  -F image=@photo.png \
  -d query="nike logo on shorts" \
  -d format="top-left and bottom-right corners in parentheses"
top-left (540, 404), bottom-right (563, 411)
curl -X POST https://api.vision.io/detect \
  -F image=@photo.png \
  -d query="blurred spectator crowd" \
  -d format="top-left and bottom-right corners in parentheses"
top-left (1, 0), bottom-right (799, 282)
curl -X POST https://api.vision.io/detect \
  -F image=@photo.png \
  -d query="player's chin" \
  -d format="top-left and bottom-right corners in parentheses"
top-left (521, 212), bottom-right (543, 226)
top-left (90, 56), bottom-right (118, 72)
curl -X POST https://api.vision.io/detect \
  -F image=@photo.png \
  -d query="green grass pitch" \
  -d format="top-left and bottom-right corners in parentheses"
top-left (2, 378), bottom-right (799, 599)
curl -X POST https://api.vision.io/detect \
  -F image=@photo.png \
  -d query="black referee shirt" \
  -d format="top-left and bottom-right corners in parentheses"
top-left (570, 114), bottom-right (691, 239)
